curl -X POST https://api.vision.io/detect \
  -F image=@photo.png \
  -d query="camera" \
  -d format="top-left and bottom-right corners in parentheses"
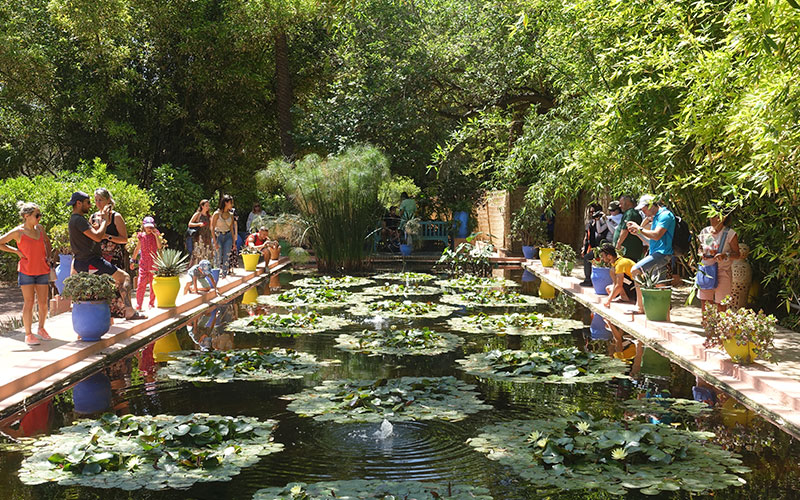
top-left (592, 211), bottom-right (604, 219)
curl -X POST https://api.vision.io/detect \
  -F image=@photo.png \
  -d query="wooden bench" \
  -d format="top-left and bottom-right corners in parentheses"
top-left (373, 220), bottom-right (452, 251)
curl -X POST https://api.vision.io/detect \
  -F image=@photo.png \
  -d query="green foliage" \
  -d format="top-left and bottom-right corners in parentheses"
top-left (291, 276), bottom-right (373, 288)
top-left (361, 283), bottom-right (441, 297)
top-left (61, 273), bottom-right (117, 302)
top-left (552, 243), bottom-right (577, 277)
top-left (159, 348), bottom-right (325, 383)
top-left (225, 311), bottom-right (352, 335)
top-left (153, 248), bottom-right (189, 277)
top-left (440, 289), bottom-right (546, 308)
top-left (256, 286), bottom-right (362, 309)
top-left (703, 301), bottom-right (777, 362)
top-left (634, 267), bottom-right (670, 290)
top-left (448, 312), bottom-right (584, 336)
top-left (371, 271), bottom-right (436, 283)
top-left (335, 327), bottom-right (464, 357)
top-left (49, 223), bottom-right (71, 255)
top-left (437, 236), bottom-right (494, 277)
top-left (378, 175), bottom-right (421, 209)
top-left (511, 202), bottom-right (549, 247)
top-left (254, 480), bottom-right (494, 500)
top-left (147, 164), bottom-right (203, 239)
top-left (349, 299), bottom-right (457, 319)
top-left (435, 275), bottom-right (519, 290)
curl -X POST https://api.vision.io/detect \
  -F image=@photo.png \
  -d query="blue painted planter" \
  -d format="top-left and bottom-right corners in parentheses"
top-left (72, 372), bottom-right (112, 414)
top-left (55, 254), bottom-right (72, 295)
top-left (399, 244), bottom-right (413, 256)
top-left (72, 301), bottom-right (111, 341)
top-left (589, 313), bottom-right (611, 340)
top-left (591, 266), bottom-right (613, 295)
top-left (453, 211), bottom-right (469, 238)
top-left (522, 269), bottom-right (536, 282)
top-left (522, 246), bottom-right (536, 260)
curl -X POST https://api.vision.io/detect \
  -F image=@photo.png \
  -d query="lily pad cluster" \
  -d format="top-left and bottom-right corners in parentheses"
top-left (622, 397), bottom-right (713, 424)
top-left (467, 413), bottom-right (748, 496)
top-left (253, 480), bottom-right (493, 499)
top-left (159, 348), bottom-right (328, 383)
top-left (18, 413), bottom-right (283, 490)
top-left (440, 290), bottom-right (545, 308)
top-left (257, 287), bottom-right (362, 308)
top-left (292, 276), bottom-right (374, 288)
top-left (371, 271), bottom-right (436, 283)
top-left (348, 299), bottom-right (457, 319)
top-left (457, 347), bottom-right (628, 384)
top-left (435, 275), bottom-right (519, 290)
top-left (361, 283), bottom-right (441, 297)
top-left (225, 311), bottom-right (351, 335)
top-left (284, 376), bottom-right (491, 423)
top-left (335, 327), bottom-right (463, 356)
top-left (448, 312), bottom-right (584, 336)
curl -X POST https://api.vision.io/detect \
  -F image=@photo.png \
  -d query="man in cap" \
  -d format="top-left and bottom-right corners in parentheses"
top-left (67, 191), bottom-right (145, 320)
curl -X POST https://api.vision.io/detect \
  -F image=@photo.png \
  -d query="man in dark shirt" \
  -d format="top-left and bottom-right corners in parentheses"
top-left (67, 191), bottom-right (144, 320)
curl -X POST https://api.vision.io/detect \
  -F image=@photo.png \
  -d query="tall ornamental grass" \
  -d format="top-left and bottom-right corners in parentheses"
top-left (259, 145), bottom-right (389, 271)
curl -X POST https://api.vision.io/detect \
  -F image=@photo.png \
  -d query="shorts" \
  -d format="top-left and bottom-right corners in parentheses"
top-left (698, 265), bottom-right (732, 304)
top-left (18, 272), bottom-right (49, 286)
top-left (632, 252), bottom-right (671, 277)
top-left (622, 277), bottom-right (635, 299)
top-left (73, 256), bottom-right (117, 275)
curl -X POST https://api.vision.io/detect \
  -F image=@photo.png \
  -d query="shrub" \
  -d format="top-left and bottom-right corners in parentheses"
top-left (61, 273), bottom-right (117, 302)
top-left (378, 175), bottom-right (421, 210)
top-left (147, 164), bottom-right (203, 240)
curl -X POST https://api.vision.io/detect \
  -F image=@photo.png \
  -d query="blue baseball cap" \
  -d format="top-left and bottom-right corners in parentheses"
top-left (66, 191), bottom-right (90, 206)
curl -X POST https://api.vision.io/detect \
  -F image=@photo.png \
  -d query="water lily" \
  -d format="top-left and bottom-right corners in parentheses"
top-left (527, 430), bottom-right (543, 442)
top-left (611, 447), bottom-right (628, 460)
top-left (290, 485), bottom-right (303, 495)
top-left (575, 421), bottom-right (591, 434)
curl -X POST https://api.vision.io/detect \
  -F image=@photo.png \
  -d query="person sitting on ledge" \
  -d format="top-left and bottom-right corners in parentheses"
top-left (183, 259), bottom-right (217, 294)
top-left (245, 226), bottom-right (278, 262)
top-left (599, 243), bottom-right (636, 308)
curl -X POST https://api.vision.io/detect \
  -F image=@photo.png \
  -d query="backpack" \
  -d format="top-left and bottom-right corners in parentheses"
top-left (672, 215), bottom-right (691, 257)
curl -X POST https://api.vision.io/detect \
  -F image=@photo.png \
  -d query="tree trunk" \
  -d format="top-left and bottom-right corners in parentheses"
top-left (274, 30), bottom-right (295, 159)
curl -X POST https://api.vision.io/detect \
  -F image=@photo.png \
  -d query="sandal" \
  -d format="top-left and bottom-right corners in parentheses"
top-left (126, 311), bottom-right (147, 321)
top-left (25, 335), bottom-right (40, 346)
top-left (37, 328), bottom-right (52, 341)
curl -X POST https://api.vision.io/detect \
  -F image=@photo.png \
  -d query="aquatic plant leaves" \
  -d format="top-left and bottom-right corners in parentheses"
top-left (457, 347), bottom-right (628, 384)
top-left (448, 313), bottom-right (584, 336)
top-left (335, 327), bottom-right (463, 356)
top-left (18, 414), bottom-right (283, 490)
top-left (348, 299), bottom-right (457, 319)
top-left (440, 290), bottom-right (546, 308)
top-left (159, 348), bottom-right (332, 383)
top-left (360, 283), bottom-right (442, 297)
top-left (292, 276), bottom-right (374, 288)
top-left (253, 480), bottom-right (493, 499)
top-left (285, 376), bottom-right (491, 423)
top-left (226, 311), bottom-right (352, 335)
top-left (467, 414), bottom-right (748, 495)
top-left (257, 287), bottom-right (367, 309)
top-left (435, 275), bottom-right (519, 290)
top-left (371, 271), bottom-right (436, 283)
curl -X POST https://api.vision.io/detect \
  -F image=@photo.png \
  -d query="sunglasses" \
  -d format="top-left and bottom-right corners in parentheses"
top-left (32, 213), bottom-right (42, 219)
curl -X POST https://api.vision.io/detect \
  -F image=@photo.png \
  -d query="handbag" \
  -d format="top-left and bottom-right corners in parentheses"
top-left (695, 228), bottom-right (729, 290)
top-left (186, 227), bottom-right (198, 238)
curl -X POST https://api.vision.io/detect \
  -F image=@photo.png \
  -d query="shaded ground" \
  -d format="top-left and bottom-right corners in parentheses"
top-left (0, 283), bottom-right (24, 326)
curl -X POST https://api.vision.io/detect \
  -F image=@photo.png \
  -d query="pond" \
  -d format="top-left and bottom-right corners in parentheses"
top-left (1, 268), bottom-right (799, 499)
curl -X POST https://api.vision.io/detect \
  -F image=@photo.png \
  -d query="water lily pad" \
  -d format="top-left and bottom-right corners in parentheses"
top-left (257, 287), bottom-right (366, 309)
top-left (467, 414), bottom-right (748, 495)
top-left (448, 312), bottom-right (584, 336)
top-left (18, 413), bottom-right (283, 490)
top-left (335, 327), bottom-right (463, 356)
top-left (457, 347), bottom-right (628, 384)
top-left (292, 276), bottom-right (374, 288)
top-left (159, 348), bottom-right (333, 383)
top-left (348, 299), bottom-right (457, 319)
top-left (440, 290), bottom-right (546, 308)
top-left (361, 283), bottom-right (442, 297)
top-left (226, 311), bottom-right (352, 335)
top-left (371, 271), bottom-right (436, 283)
top-left (435, 275), bottom-right (519, 290)
top-left (285, 376), bottom-right (491, 423)
top-left (253, 480), bottom-right (493, 499)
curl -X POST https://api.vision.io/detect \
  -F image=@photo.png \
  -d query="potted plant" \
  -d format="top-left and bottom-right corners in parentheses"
top-left (703, 299), bottom-right (776, 364)
top-left (552, 242), bottom-right (577, 277)
top-left (152, 248), bottom-right (189, 308)
top-left (590, 247), bottom-right (613, 295)
top-left (240, 245), bottom-right (261, 271)
top-left (634, 268), bottom-right (672, 321)
top-left (510, 205), bottom-right (549, 260)
top-left (62, 272), bottom-right (117, 341)
top-left (49, 223), bottom-right (73, 295)
top-left (401, 217), bottom-right (422, 256)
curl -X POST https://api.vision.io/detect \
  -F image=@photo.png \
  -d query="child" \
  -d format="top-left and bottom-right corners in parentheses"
top-left (183, 259), bottom-right (217, 294)
top-left (129, 216), bottom-right (162, 310)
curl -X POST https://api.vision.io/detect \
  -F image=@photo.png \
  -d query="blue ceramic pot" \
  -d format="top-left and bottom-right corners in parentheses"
top-left (211, 268), bottom-right (221, 285)
top-left (72, 372), bottom-right (112, 414)
top-left (522, 246), bottom-right (536, 260)
top-left (589, 313), bottom-right (611, 340)
top-left (453, 211), bottom-right (469, 238)
top-left (55, 254), bottom-right (72, 295)
top-left (591, 266), bottom-right (613, 295)
top-left (399, 244), bottom-right (413, 256)
top-left (72, 301), bottom-right (111, 341)
top-left (522, 269), bottom-right (536, 282)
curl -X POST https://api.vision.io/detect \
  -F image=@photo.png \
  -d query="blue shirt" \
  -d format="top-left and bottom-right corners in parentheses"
top-left (649, 207), bottom-right (675, 256)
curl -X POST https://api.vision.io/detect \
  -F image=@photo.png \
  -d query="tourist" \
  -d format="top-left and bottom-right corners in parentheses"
top-left (67, 191), bottom-right (144, 321)
top-left (599, 243), bottom-right (636, 308)
top-left (606, 201), bottom-right (623, 236)
top-left (245, 226), bottom-right (277, 262)
top-left (129, 216), bottom-right (162, 311)
top-left (188, 199), bottom-right (214, 266)
top-left (579, 203), bottom-right (606, 287)
top-left (210, 194), bottom-right (237, 278)
top-left (0, 202), bottom-right (52, 346)
top-left (613, 195), bottom-right (644, 261)
top-left (183, 259), bottom-right (217, 294)
top-left (626, 195), bottom-right (676, 317)
top-left (398, 192), bottom-right (416, 229)
top-left (246, 202), bottom-right (263, 234)
top-left (91, 188), bottom-right (128, 274)
top-left (697, 208), bottom-right (739, 312)
top-left (381, 206), bottom-right (401, 249)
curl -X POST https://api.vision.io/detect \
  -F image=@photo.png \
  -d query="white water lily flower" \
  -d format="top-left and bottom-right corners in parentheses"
top-left (290, 485), bottom-right (303, 496)
top-left (611, 447), bottom-right (628, 460)
top-left (575, 421), bottom-right (591, 434)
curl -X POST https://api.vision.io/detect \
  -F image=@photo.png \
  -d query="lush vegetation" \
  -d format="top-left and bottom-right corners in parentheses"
top-left (256, 287), bottom-right (360, 308)
top-left (159, 348), bottom-right (327, 383)
top-left (291, 276), bottom-right (374, 288)
top-left (361, 284), bottom-right (441, 297)
top-left (440, 289), bottom-right (546, 308)
top-left (448, 312), bottom-right (584, 336)
top-left (434, 275), bottom-right (519, 290)
top-left (371, 272), bottom-right (436, 283)
top-left (335, 327), bottom-right (463, 357)
top-left (348, 299), bottom-right (457, 319)
top-left (225, 312), bottom-right (352, 335)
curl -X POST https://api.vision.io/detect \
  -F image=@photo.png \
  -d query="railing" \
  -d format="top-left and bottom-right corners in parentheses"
top-left (373, 220), bottom-right (452, 252)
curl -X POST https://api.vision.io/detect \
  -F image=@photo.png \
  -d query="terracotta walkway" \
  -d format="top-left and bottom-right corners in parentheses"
top-left (0, 258), bottom-right (290, 422)
top-left (524, 260), bottom-right (800, 438)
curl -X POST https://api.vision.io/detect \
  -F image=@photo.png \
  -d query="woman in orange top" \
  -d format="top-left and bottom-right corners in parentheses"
top-left (0, 202), bottom-right (52, 346)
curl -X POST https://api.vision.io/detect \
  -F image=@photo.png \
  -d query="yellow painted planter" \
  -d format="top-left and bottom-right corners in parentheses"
top-left (539, 247), bottom-right (555, 267)
top-left (242, 253), bottom-right (260, 271)
top-left (152, 276), bottom-right (181, 308)
top-left (722, 338), bottom-right (758, 364)
top-left (539, 281), bottom-right (556, 299)
top-left (241, 287), bottom-right (258, 305)
top-left (721, 397), bottom-right (754, 428)
top-left (153, 331), bottom-right (182, 362)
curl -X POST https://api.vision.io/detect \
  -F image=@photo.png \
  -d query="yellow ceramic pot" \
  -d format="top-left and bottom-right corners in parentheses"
top-left (539, 281), bottom-right (556, 299)
top-left (153, 331), bottom-right (182, 362)
top-left (539, 247), bottom-right (555, 267)
top-left (152, 276), bottom-right (181, 308)
top-left (722, 338), bottom-right (758, 364)
top-left (242, 253), bottom-right (260, 271)
top-left (241, 287), bottom-right (258, 305)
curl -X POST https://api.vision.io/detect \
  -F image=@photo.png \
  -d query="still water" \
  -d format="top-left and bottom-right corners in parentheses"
top-left (1, 269), bottom-right (799, 499)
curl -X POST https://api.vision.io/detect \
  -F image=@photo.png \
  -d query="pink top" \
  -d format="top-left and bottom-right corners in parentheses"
top-left (137, 231), bottom-right (160, 269)
top-left (18, 229), bottom-right (50, 276)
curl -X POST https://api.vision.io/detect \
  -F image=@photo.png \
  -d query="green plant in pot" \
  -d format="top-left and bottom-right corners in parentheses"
top-left (510, 204), bottom-right (549, 260)
top-left (152, 249), bottom-right (189, 308)
top-left (50, 223), bottom-right (73, 295)
top-left (401, 217), bottom-right (422, 255)
top-left (634, 268), bottom-right (672, 321)
top-left (703, 298), bottom-right (776, 363)
top-left (552, 242), bottom-right (577, 277)
top-left (62, 273), bottom-right (117, 341)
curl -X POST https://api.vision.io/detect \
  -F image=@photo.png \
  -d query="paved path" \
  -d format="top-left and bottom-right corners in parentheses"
top-left (0, 285), bottom-right (24, 325)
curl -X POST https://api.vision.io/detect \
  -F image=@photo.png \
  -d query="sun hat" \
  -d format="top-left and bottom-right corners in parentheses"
top-left (66, 191), bottom-right (90, 206)
top-left (635, 194), bottom-right (656, 211)
top-left (607, 201), bottom-right (621, 212)
top-left (142, 216), bottom-right (156, 228)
